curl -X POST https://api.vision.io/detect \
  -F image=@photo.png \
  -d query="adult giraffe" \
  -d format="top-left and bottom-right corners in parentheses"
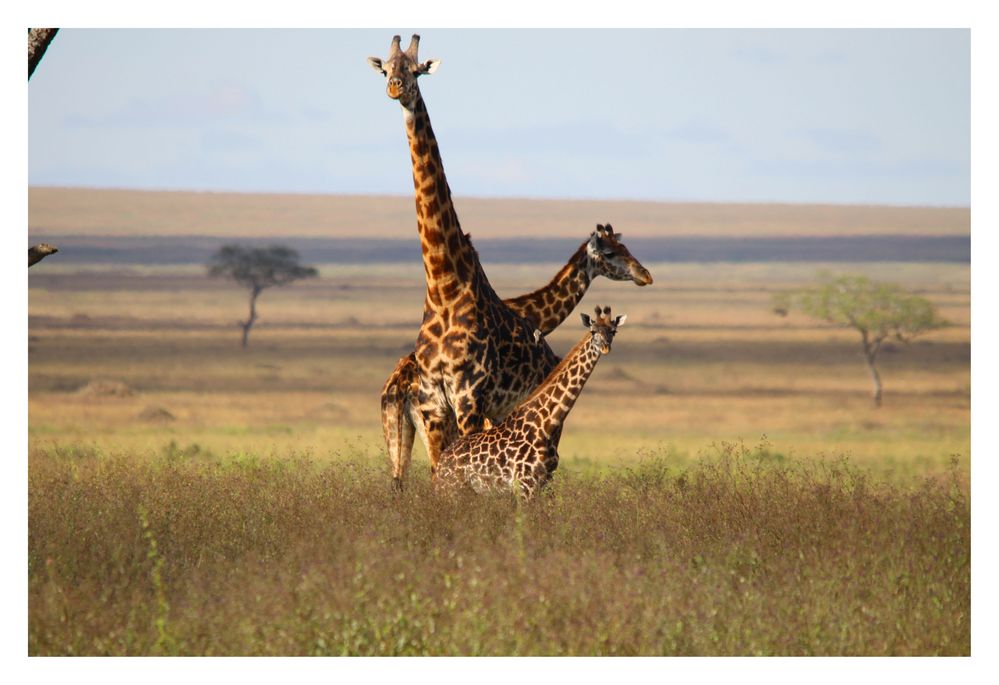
top-left (368, 34), bottom-right (563, 476)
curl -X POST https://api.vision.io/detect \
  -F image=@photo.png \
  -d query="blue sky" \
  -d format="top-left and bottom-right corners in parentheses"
top-left (27, 28), bottom-right (969, 206)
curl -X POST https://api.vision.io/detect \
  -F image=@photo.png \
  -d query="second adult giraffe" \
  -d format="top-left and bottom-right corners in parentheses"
top-left (381, 224), bottom-right (653, 488)
top-left (368, 34), bottom-right (563, 472)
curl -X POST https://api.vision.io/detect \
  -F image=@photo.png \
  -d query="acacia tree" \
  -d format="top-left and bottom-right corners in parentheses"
top-left (208, 244), bottom-right (318, 348)
top-left (773, 274), bottom-right (946, 407)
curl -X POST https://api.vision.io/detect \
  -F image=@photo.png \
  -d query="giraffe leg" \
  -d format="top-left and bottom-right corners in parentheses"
top-left (410, 387), bottom-right (460, 480)
top-left (415, 378), bottom-right (458, 478)
top-left (380, 354), bottom-right (420, 490)
top-left (422, 417), bottom-right (448, 478)
top-left (451, 385), bottom-right (487, 437)
top-left (387, 403), bottom-right (416, 491)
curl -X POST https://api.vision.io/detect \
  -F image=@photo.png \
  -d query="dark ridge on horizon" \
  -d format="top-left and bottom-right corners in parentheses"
top-left (27, 234), bottom-right (970, 265)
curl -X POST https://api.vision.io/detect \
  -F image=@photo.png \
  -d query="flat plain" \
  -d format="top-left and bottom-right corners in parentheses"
top-left (27, 188), bottom-right (970, 655)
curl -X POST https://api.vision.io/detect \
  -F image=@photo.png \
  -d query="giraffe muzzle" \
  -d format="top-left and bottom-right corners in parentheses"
top-left (632, 265), bottom-right (653, 286)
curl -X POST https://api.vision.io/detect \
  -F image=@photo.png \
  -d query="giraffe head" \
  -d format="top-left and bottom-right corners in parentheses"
top-left (580, 305), bottom-right (626, 355)
top-left (586, 224), bottom-right (653, 286)
top-left (367, 34), bottom-right (440, 109)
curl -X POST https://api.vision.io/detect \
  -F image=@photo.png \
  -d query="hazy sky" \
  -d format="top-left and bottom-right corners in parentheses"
top-left (27, 28), bottom-right (969, 206)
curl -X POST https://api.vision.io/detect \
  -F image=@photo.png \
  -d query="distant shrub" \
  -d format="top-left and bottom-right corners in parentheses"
top-left (76, 379), bottom-right (134, 398)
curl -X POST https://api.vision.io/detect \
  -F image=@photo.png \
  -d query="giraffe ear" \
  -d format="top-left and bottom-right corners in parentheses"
top-left (614, 314), bottom-right (627, 327)
top-left (580, 313), bottom-right (592, 328)
top-left (418, 58), bottom-right (441, 75)
top-left (367, 57), bottom-right (385, 75)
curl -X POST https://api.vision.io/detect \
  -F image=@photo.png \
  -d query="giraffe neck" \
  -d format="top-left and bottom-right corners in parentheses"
top-left (517, 335), bottom-right (602, 433)
top-left (404, 95), bottom-right (478, 306)
top-left (503, 242), bottom-right (593, 335)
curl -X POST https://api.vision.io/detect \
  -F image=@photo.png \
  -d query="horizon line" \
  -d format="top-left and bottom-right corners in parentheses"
top-left (27, 185), bottom-right (972, 212)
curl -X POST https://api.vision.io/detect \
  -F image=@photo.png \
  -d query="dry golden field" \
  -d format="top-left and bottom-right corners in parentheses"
top-left (27, 188), bottom-right (970, 655)
top-left (29, 258), bottom-right (969, 480)
top-left (29, 186), bottom-right (970, 239)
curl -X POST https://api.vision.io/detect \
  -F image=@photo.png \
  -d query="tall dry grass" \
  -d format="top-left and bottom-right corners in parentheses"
top-left (29, 442), bottom-right (969, 656)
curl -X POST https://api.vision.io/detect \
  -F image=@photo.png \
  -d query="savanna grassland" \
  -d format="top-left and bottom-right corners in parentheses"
top-left (30, 446), bottom-right (968, 656)
top-left (27, 188), bottom-right (970, 655)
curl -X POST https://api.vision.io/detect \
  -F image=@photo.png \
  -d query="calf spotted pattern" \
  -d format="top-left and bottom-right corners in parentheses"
top-left (436, 306), bottom-right (626, 498)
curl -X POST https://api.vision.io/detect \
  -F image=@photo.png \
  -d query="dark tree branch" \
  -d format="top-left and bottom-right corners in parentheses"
top-left (29, 243), bottom-right (59, 267)
top-left (28, 28), bottom-right (58, 80)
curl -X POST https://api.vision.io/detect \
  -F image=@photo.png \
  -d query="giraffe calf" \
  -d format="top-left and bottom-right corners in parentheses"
top-left (435, 306), bottom-right (626, 498)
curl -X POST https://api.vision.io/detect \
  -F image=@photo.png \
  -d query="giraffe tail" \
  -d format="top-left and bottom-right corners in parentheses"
top-left (380, 354), bottom-right (420, 490)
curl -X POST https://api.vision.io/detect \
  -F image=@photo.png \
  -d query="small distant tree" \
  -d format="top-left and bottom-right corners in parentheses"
top-left (773, 274), bottom-right (946, 407)
top-left (208, 244), bottom-right (318, 348)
